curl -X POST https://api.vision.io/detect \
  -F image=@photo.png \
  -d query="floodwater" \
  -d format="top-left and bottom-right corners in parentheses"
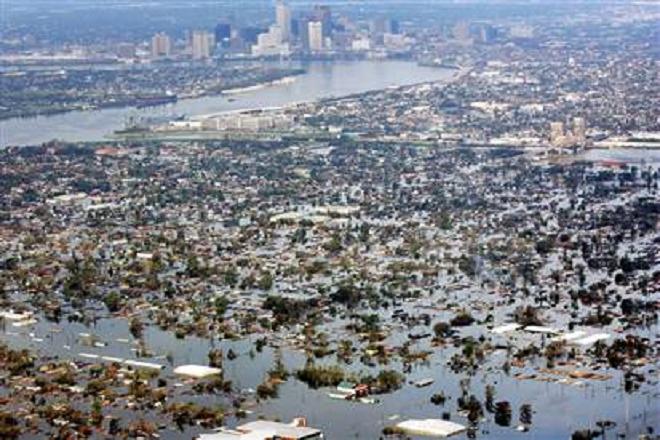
top-left (0, 59), bottom-right (657, 438)
top-left (4, 289), bottom-right (657, 440)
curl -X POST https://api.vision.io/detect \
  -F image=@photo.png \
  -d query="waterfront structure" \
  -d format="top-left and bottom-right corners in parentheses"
top-left (308, 21), bottom-right (323, 52)
top-left (151, 32), bottom-right (171, 58)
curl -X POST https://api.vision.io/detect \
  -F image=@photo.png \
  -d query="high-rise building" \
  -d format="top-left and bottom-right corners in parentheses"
top-left (308, 21), bottom-right (323, 52)
top-left (276, 1), bottom-right (291, 42)
top-left (239, 27), bottom-right (266, 45)
top-left (351, 36), bottom-right (371, 51)
top-left (299, 17), bottom-right (311, 51)
top-left (290, 18), bottom-right (299, 39)
top-left (252, 25), bottom-right (290, 57)
top-left (151, 32), bottom-right (171, 58)
top-left (371, 18), bottom-right (399, 35)
top-left (215, 22), bottom-right (232, 46)
top-left (389, 19), bottom-right (400, 35)
top-left (573, 117), bottom-right (587, 143)
top-left (550, 122), bottom-right (565, 147)
top-left (191, 30), bottom-right (213, 60)
top-left (478, 24), bottom-right (497, 44)
top-left (312, 5), bottom-right (332, 37)
top-left (453, 21), bottom-right (472, 42)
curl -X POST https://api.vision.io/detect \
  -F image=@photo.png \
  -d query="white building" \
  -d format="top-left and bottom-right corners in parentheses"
top-left (550, 121), bottom-right (565, 147)
top-left (198, 418), bottom-right (322, 440)
top-left (351, 36), bottom-right (371, 51)
top-left (275, 1), bottom-right (291, 42)
top-left (308, 21), bottom-right (323, 52)
top-left (573, 117), bottom-right (586, 143)
top-left (252, 25), bottom-right (290, 56)
top-left (383, 33), bottom-right (409, 50)
top-left (202, 113), bottom-right (294, 132)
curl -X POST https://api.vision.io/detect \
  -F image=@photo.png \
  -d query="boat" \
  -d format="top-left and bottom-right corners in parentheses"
top-left (134, 94), bottom-right (177, 108)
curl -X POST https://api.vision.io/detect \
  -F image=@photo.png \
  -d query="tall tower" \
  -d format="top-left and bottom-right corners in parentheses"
top-left (573, 117), bottom-right (586, 143)
top-left (151, 33), bottom-right (171, 58)
top-left (550, 122), bottom-right (565, 147)
top-left (276, 1), bottom-right (291, 42)
top-left (308, 21), bottom-right (323, 52)
top-left (453, 21), bottom-right (471, 42)
top-left (312, 5), bottom-right (332, 37)
top-left (215, 21), bottom-right (232, 46)
top-left (191, 30), bottom-right (212, 60)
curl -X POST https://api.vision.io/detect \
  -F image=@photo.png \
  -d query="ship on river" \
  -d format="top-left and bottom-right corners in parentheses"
top-left (134, 94), bottom-right (178, 108)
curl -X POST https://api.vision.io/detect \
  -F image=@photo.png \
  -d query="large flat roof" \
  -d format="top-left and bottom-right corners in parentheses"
top-left (198, 420), bottom-right (322, 440)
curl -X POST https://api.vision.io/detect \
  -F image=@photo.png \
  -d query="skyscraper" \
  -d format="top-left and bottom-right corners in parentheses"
top-left (299, 17), bottom-right (311, 51)
top-left (372, 17), bottom-right (399, 36)
top-left (478, 24), bottom-right (497, 44)
top-left (191, 30), bottom-right (212, 60)
top-left (389, 19), bottom-right (400, 35)
top-left (276, 1), bottom-right (291, 42)
top-left (252, 25), bottom-right (290, 57)
top-left (151, 32), bottom-right (171, 58)
top-left (239, 27), bottom-right (266, 45)
top-left (312, 5), bottom-right (332, 38)
top-left (308, 21), bottom-right (323, 52)
top-left (215, 22), bottom-right (232, 46)
top-left (550, 122), bottom-right (565, 147)
top-left (453, 21), bottom-right (472, 42)
top-left (573, 117), bottom-right (587, 143)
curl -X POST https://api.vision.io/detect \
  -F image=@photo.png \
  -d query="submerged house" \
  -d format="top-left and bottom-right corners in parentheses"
top-left (198, 418), bottom-right (323, 440)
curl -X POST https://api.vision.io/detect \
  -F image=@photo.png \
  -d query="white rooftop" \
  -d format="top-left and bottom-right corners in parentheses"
top-left (198, 419), bottom-right (322, 440)
top-left (396, 419), bottom-right (466, 437)
top-left (174, 364), bottom-right (223, 379)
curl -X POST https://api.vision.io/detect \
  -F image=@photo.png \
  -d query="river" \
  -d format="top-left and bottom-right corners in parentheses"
top-left (0, 60), bottom-right (458, 147)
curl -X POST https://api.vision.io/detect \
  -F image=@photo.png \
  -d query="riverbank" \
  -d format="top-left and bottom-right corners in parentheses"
top-left (0, 67), bottom-right (305, 122)
top-left (0, 60), bottom-right (457, 147)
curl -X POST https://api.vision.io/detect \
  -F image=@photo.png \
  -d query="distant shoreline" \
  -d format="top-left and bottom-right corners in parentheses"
top-left (0, 69), bottom-right (305, 123)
